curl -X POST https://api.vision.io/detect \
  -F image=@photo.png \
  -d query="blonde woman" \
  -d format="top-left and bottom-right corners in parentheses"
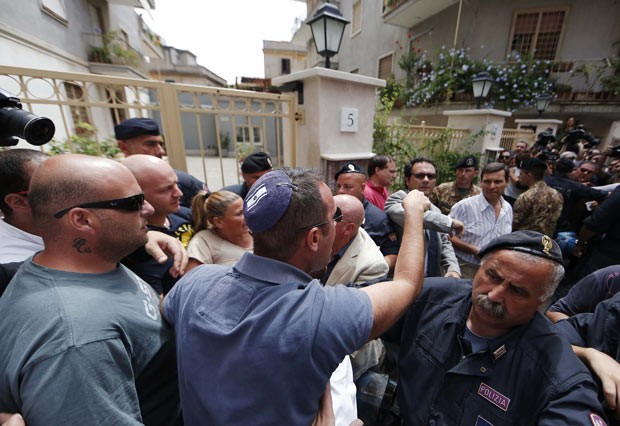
top-left (186, 190), bottom-right (253, 272)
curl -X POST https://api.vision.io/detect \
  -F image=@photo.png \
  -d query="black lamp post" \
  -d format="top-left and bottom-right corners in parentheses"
top-left (472, 72), bottom-right (494, 109)
top-left (307, 2), bottom-right (349, 69)
top-left (536, 93), bottom-right (552, 117)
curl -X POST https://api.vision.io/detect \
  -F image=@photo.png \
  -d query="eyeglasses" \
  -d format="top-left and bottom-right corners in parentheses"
top-left (500, 155), bottom-right (512, 160)
top-left (578, 168), bottom-right (594, 174)
top-left (53, 193), bottom-right (145, 219)
top-left (14, 190), bottom-right (28, 196)
top-left (296, 206), bottom-right (343, 232)
top-left (413, 172), bottom-right (437, 180)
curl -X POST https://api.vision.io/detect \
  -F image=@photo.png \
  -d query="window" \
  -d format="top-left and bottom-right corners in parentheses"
top-left (63, 83), bottom-right (90, 126)
top-left (281, 58), bottom-right (291, 75)
top-left (351, 0), bottom-right (362, 36)
top-left (236, 125), bottom-right (263, 147)
top-left (509, 8), bottom-right (568, 60)
top-left (378, 53), bottom-right (394, 80)
top-left (41, 0), bottom-right (68, 24)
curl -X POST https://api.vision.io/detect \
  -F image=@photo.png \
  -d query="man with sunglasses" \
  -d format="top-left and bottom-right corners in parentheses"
top-left (163, 168), bottom-right (430, 425)
top-left (0, 150), bottom-right (187, 297)
top-left (386, 157), bottom-right (462, 278)
top-left (0, 154), bottom-right (181, 425)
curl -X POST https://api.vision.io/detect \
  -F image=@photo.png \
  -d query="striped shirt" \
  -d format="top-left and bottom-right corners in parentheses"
top-left (449, 194), bottom-right (513, 265)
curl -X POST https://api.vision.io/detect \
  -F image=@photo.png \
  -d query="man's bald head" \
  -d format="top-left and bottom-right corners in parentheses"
top-left (332, 194), bottom-right (365, 254)
top-left (334, 194), bottom-right (364, 227)
top-left (122, 154), bottom-right (182, 221)
top-left (30, 155), bottom-right (135, 223)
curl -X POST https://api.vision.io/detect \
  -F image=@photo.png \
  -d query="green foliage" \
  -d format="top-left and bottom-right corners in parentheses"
top-left (403, 47), bottom-right (555, 111)
top-left (373, 91), bottom-right (479, 192)
top-left (601, 57), bottom-right (620, 95)
top-left (47, 122), bottom-right (120, 158)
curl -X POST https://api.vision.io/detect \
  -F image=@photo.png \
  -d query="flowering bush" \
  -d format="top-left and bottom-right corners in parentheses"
top-left (401, 47), bottom-right (555, 112)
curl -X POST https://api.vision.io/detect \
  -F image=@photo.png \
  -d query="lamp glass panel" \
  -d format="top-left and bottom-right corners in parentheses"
top-left (310, 18), bottom-right (327, 54)
top-left (326, 19), bottom-right (346, 53)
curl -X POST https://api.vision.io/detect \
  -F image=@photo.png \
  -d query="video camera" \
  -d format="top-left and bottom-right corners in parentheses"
top-left (536, 128), bottom-right (556, 147)
top-left (0, 90), bottom-right (55, 147)
top-left (563, 125), bottom-right (596, 147)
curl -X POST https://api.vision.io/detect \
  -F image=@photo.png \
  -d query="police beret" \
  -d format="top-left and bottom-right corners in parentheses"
top-left (241, 152), bottom-right (273, 174)
top-left (455, 155), bottom-right (478, 169)
top-left (243, 170), bottom-right (293, 233)
top-left (478, 230), bottom-right (563, 264)
top-left (114, 118), bottom-right (160, 140)
top-left (334, 162), bottom-right (367, 180)
top-left (555, 158), bottom-right (576, 173)
top-left (518, 157), bottom-right (548, 170)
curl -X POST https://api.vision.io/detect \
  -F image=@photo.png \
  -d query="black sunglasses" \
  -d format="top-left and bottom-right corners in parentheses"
top-left (53, 193), bottom-right (145, 219)
top-left (296, 207), bottom-right (343, 232)
top-left (413, 172), bottom-right (437, 180)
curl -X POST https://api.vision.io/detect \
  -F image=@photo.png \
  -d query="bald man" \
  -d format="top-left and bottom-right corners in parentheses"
top-left (115, 117), bottom-right (207, 208)
top-left (323, 194), bottom-right (388, 286)
top-left (0, 154), bottom-right (180, 425)
top-left (123, 155), bottom-right (193, 294)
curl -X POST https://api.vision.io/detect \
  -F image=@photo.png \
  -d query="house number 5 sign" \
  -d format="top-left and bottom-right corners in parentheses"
top-left (340, 108), bottom-right (359, 132)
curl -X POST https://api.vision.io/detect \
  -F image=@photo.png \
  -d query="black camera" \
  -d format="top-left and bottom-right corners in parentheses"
top-left (0, 90), bottom-right (55, 147)
top-left (564, 126), bottom-right (594, 146)
top-left (536, 128), bottom-right (556, 147)
top-left (609, 145), bottom-right (620, 158)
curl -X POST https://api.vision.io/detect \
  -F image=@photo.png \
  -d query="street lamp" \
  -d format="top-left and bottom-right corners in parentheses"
top-left (472, 72), bottom-right (494, 109)
top-left (536, 93), bottom-right (552, 117)
top-left (307, 2), bottom-right (349, 69)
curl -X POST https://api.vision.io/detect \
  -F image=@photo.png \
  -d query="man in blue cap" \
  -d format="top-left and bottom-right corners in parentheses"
top-left (115, 117), bottom-right (208, 208)
top-left (388, 230), bottom-right (608, 425)
top-left (163, 168), bottom-right (430, 424)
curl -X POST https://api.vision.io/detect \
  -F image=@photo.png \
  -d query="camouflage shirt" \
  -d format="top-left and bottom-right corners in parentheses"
top-left (430, 182), bottom-right (481, 215)
top-left (512, 180), bottom-right (564, 236)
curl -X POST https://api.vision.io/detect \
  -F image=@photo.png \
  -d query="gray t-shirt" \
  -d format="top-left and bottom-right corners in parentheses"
top-left (0, 259), bottom-right (179, 426)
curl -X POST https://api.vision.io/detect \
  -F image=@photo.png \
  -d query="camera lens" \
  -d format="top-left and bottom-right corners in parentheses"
top-left (0, 107), bottom-right (55, 145)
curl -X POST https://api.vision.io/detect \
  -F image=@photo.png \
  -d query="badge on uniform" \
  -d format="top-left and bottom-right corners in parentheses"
top-left (478, 383), bottom-right (510, 412)
top-left (589, 413), bottom-right (607, 426)
top-left (475, 415), bottom-right (494, 426)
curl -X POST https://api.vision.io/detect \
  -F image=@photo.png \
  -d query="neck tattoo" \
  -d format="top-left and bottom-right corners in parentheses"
top-left (72, 238), bottom-right (92, 254)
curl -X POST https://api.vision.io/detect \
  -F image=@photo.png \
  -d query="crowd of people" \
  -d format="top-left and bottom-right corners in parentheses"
top-left (1, 117), bottom-right (620, 425)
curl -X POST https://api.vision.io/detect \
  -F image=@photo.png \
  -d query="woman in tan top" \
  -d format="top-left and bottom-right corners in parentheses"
top-left (186, 190), bottom-right (253, 272)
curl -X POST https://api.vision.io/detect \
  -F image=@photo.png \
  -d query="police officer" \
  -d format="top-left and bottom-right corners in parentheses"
top-left (390, 230), bottom-right (608, 425)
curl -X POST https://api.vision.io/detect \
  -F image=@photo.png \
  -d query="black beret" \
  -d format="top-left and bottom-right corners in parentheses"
top-left (114, 118), bottom-right (160, 140)
top-left (334, 162), bottom-right (367, 180)
top-left (244, 170), bottom-right (293, 233)
top-left (241, 152), bottom-right (273, 174)
top-left (555, 158), bottom-right (576, 173)
top-left (478, 230), bottom-right (563, 264)
top-left (519, 157), bottom-right (548, 170)
top-left (455, 155), bottom-right (478, 169)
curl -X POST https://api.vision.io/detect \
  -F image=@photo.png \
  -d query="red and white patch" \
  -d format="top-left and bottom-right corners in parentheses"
top-left (478, 383), bottom-right (510, 412)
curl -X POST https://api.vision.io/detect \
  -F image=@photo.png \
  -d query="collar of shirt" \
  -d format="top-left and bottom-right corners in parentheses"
top-left (234, 252), bottom-right (315, 288)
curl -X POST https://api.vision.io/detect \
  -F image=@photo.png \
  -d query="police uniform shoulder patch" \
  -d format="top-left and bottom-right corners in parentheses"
top-left (475, 415), bottom-right (494, 426)
top-left (589, 413), bottom-right (607, 426)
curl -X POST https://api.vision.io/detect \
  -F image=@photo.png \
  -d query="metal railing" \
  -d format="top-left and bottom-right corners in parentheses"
top-left (0, 66), bottom-right (296, 190)
top-left (390, 121), bottom-right (471, 151)
top-left (499, 128), bottom-right (536, 151)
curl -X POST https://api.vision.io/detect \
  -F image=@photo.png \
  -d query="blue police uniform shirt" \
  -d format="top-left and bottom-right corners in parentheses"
top-left (175, 169), bottom-right (207, 208)
top-left (221, 181), bottom-right (250, 199)
top-left (163, 252), bottom-right (373, 425)
top-left (394, 278), bottom-right (607, 425)
top-left (548, 265), bottom-right (620, 317)
top-left (362, 198), bottom-right (399, 256)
